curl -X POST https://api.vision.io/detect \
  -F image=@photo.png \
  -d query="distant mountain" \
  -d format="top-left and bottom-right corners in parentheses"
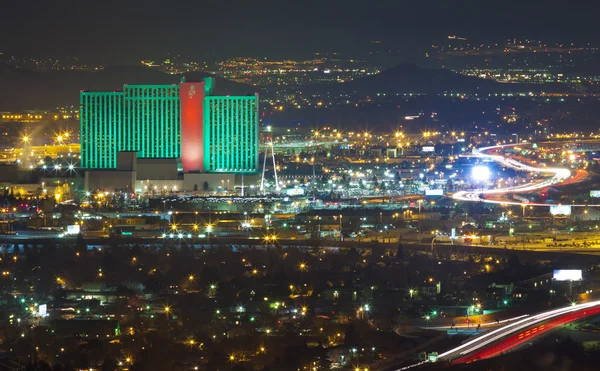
top-left (305, 63), bottom-right (517, 95)
top-left (0, 64), bottom-right (257, 110)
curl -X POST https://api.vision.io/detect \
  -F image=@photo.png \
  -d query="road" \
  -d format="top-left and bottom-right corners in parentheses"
top-left (451, 143), bottom-right (592, 207)
top-left (452, 304), bottom-right (600, 364)
top-left (389, 301), bottom-right (600, 370)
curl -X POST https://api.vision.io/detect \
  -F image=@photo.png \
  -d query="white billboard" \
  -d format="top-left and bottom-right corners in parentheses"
top-left (550, 205), bottom-right (572, 215)
top-left (590, 190), bottom-right (600, 198)
top-left (553, 269), bottom-right (582, 281)
top-left (285, 188), bottom-right (305, 196)
top-left (425, 189), bottom-right (444, 196)
top-left (66, 224), bottom-right (81, 235)
top-left (38, 304), bottom-right (47, 317)
top-left (422, 146), bottom-right (435, 152)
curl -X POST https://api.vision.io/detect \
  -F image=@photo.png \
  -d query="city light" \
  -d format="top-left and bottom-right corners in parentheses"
top-left (6, 16), bottom-right (600, 371)
top-left (471, 165), bottom-right (491, 181)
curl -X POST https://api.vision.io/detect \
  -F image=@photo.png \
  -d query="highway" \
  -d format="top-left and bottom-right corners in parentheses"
top-left (390, 301), bottom-right (600, 370)
top-left (452, 143), bottom-right (576, 207)
top-left (452, 305), bottom-right (600, 364)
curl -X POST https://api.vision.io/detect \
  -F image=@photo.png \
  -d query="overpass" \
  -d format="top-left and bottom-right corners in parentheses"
top-left (384, 301), bottom-right (600, 370)
top-left (0, 235), bottom-right (598, 265)
top-left (452, 143), bottom-right (595, 207)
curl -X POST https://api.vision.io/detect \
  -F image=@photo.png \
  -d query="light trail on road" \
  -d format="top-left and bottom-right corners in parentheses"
top-left (451, 143), bottom-right (594, 207)
top-left (452, 305), bottom-right (600, 364)
top-left (438, 301), bottom-right (600, 359)
top-left (422, 314), bottom-right (530, 330)
top-left (390, 301), bottom-right (600, 370)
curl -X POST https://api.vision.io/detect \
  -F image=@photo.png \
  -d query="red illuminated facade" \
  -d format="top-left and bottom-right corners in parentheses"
top-left (179, 80), bottom-right (205, 172)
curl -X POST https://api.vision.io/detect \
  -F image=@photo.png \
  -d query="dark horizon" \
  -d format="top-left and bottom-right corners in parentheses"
top-left (2, 0), bottom-right (599, 65)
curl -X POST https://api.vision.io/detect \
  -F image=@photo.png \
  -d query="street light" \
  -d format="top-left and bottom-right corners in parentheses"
top-left (417, 200), bottom-right (423, 236)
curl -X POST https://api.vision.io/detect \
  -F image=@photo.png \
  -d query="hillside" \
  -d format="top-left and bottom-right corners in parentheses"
top-left (0, 64), bottom-right (256, 110)
top-left (303, 63), bottom-right (532, 96)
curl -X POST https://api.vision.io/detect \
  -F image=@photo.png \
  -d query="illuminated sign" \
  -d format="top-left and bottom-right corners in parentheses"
top-left (591, 190), bottom-right (600, 198)
top-left (38, 304), bottom-right (47, 317)
top-left (285, 188), bottom-right (305, 196)
top-left (425, 189), bottom-right (444, 196)
top-left (180, 81), bottom-right (206, 172)
top-left (422, 146), bottom-right (435, 152)
top-left (66, 224), bottom-right (80, 235)
top-left (553, 269), bottom-right (582, 281)
top-left (550, 205), bottom-right (572, 215)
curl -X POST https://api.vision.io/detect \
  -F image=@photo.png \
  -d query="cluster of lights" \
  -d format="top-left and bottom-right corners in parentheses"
top-left (161, 233), bottom-right (209, 239)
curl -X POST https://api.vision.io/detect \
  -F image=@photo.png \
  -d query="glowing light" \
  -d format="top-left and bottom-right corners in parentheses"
top-left (471, 165), bottom-right (491, 181)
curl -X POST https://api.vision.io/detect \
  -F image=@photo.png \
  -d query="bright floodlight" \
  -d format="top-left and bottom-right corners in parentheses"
top-left (472, 165), bottom-right (490, 181)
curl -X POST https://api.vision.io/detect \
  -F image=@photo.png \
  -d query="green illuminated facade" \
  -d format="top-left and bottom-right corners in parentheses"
top-left (80, 91), bottom-right (124, 169)
top-left (80, 81), bottom-right (259, 174)
top-left (204, 95), bottom-right (259, 172)
top-left (122, 85), bottom-right (180, 158)
top-left (80, 85), bottom-right (180, 169)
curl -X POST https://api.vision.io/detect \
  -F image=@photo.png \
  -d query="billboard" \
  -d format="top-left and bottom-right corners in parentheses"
top-left (66, 224), bottom-right (80, 235)
top-left (553, 269), bottom-right (582, 281)
top-left (38, 304), bottom-right (47, 317)
top-left (550, 205), bottom-right (572, 215)
top-left (590, 190), bottom-right (600, 198)
top-left (285, 188), bottom-right (305, 196)
top-left (422, 146), bottom-right (435, 152)
top-left (425, 189), bottom-right (444, 196)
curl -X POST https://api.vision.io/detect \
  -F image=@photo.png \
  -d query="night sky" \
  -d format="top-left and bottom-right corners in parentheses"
top-left (1, 0), bottom-right (597, 64)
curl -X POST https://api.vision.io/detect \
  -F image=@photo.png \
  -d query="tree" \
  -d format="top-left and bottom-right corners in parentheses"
top-left (101, 355), bottom-right (117, 371)
top-left (193, 184), bottom-right (198, 192)
top-left (75, 233), bottom-right (87, 257)
top-left (344, 324), bottom-right (360, 347)
top-left (203, 181), bottom-right (209, 192)
top-left (446, 178), bottom-right (454, 192)
top-left (396, 243), bottom-right (405, 260)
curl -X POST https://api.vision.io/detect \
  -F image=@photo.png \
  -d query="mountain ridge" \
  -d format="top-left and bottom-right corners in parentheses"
top-left (0, 65), bottom-right (256, 110)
